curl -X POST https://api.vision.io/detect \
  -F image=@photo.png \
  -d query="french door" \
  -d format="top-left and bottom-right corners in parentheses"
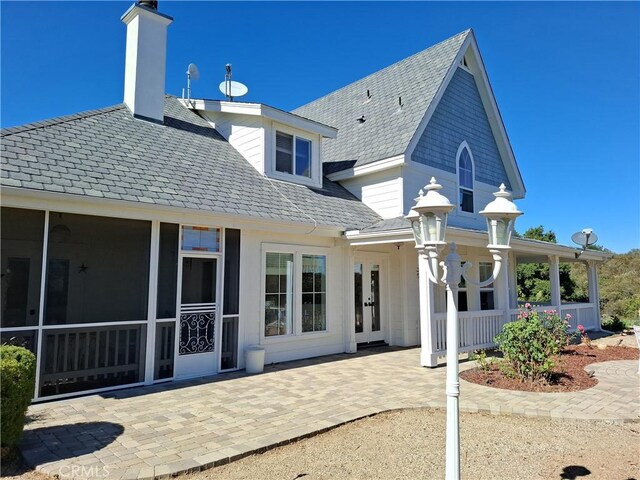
top-left (354, 256), bottom-right (385, 344)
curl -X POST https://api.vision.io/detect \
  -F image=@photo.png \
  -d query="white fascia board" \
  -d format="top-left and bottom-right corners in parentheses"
top-left (1, 187), bottom-right (344, 238)
top-left (188, 99), bottom-right (337, 138)
top-left (326, 154), bottom-right (405, 181)
top-left (344, 223), bottom-right (611, 262)
top-left (511, 238), bottom-right (612, 261)
top-left (467, 36), bottom-right (526, 199)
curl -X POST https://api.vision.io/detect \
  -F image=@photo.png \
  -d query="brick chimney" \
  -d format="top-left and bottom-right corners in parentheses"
top-left (121, 1), bottom-right (173, 123)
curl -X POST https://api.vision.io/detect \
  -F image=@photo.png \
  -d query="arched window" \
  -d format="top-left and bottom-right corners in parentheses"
top-left (457, 144), bottom-right (474, 213)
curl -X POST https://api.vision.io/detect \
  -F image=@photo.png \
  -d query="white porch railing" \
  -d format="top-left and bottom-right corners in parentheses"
top-left (509, 303), bottom-right (598, 331)
top-left (430, 303), bottom-right (598, 358)
top-left (432, 310), bottom-right (508, 357)
top-left (560, 303), bottom-right (598, 331)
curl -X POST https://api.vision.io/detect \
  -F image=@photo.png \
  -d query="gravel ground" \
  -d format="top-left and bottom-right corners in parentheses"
top-left (193, 409), bottom-right (640, 480)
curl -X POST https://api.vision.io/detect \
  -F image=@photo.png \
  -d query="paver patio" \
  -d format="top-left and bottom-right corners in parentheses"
top-left (21, 347), bottom-right (640, 480)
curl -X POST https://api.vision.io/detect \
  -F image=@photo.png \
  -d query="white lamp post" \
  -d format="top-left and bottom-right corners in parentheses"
top-left (407, 178), bottom-right (522, 480)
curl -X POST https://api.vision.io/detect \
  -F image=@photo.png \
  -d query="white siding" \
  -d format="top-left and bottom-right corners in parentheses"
top-left (239, 229), bottom-right (346, 365)
top-left (201, 112), bottom-right (265, 172)
top-left (339, 167), bottom-right (403, 219)
top-left (401, 245), bottom-right (420, 346)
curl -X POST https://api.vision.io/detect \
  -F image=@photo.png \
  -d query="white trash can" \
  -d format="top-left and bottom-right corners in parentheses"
top-left (245, 345), bottom-right (266, 374)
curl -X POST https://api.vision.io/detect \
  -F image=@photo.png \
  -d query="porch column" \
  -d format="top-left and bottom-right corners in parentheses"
top-left (548, 255), bottom-right (561, 309)
top-left (587, 261), bottom-right (602, 329)
top-left (344, 246), bottom-right (357, 353)
top-left (419, 251), bottom-right (438, 367)
top-left (496, 252), bottom-right (510, 327)
top-left (144, 220), bottom-right (160, 384)
top-left (508, 252), bottom-right (518, 309)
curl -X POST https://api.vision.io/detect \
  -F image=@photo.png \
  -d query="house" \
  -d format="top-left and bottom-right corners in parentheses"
top-left (0, 2), bottom-right (609, 401)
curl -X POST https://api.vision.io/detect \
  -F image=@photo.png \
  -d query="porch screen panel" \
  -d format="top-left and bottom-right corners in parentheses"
top-left (1, 207), bottom-right (45, 328)
top-left (157, 223), bottom-right (179, 319)
top-left (44, 213), bottom-right (151, 325)
top-left (223, 229), bottom-right (241, 315)
top-left (39, 324), bottom-right (147, 397)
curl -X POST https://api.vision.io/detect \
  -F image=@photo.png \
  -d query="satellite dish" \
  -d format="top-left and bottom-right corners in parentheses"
top-left (187, 63), bottom-right (200, 81)
top-left (219, 63), bottom-right (248, 101)
top-left (571, 228), bottom-right (598, 258)
top-left (219, 80), bottom-right (248, 99)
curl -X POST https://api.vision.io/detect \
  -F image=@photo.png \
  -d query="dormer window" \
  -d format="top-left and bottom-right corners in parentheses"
top-left (276, 131), bottom-right (312, 178)
top-left (457, 143), bottom-right (474, 213)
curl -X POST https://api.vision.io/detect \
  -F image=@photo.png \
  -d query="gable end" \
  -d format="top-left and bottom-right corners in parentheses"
top-left (411, 67), bottom-right (510, 189)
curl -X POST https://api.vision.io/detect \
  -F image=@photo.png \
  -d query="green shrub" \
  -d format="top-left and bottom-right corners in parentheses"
top-left (540, 309), bottom-right (576, 349)
top-left (601, 316), bottom-right (629, 332)
top-left (473, 349), bottom-right (493, 373)
top-left (1, 345), bottom-right (36, 447)
top-left (494, 306), bottom-right (569, 383)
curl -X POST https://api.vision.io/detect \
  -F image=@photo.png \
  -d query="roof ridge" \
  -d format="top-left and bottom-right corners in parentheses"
top-left (1, 103), bottom-right (127, 137)
top-left (293, 29), bottom-right (471, 112)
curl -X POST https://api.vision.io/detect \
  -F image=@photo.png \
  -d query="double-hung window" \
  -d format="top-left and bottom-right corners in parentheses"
top-left (275, 131), bottom-right (312, 178)
top-left (263, 247), bottom-right (327, 337)
top-left (479, 262), bottom-right (495, 310)
top-left (265, 252), bottom-right (294, 336)
top-left (458, 262), bottom-right (468, 312)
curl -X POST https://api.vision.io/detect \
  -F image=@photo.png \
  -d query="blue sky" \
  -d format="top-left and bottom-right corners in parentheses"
top-left (2, 1), bottom-right (639, 253)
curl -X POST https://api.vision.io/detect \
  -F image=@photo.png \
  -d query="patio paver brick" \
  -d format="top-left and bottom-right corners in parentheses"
top-left (21, 348), bottom-right (639, 479)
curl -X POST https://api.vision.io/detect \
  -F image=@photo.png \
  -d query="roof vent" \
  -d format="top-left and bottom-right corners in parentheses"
top-left (138, 0), bottom-right (158, 10)
top-left (393, 96), bottom-right (404, 115)
top-left (357, 115), bottom-right (366, 124)
top-left (363, 89), bottom-right (372, 104)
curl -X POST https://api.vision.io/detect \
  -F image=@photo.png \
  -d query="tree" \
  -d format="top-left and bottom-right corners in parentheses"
top-left (597, 249), bottom-right (640, 322)
top-left (516, 226), bottom-right (586, 303)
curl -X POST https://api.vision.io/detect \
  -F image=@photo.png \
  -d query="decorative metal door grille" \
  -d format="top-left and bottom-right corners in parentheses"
top-left (179, 303), bottom-right (215, 355)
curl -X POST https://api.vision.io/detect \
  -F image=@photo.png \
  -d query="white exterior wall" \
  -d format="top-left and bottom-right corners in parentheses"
top-left (402, 161), bottom-right (498, 231)
top-left (401, 245), bottom-right (420, 346)
top-left (339, 167), bottom-right (404, 219)
top-left (240, 230), bottom-right (346, 365)
top-left (201, 112), bottom-right (265, 172)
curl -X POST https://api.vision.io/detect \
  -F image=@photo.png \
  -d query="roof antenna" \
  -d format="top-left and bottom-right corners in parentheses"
top-left (183, 63), bottom-right (199, 106)
top-left (219, 64), bottom-right (248, 102)
top-left (571, 228), bottom-right (598, 258)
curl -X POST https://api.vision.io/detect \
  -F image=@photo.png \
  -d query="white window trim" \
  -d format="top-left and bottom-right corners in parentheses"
top-left (260, 243), bottom-right (330, 343)
top-left (269, 122), bottom-right (322, 188)
top-left (456, 141), bottom-right (475, 216)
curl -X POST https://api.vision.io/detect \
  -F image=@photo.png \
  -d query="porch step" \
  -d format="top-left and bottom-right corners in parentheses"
top-left (357, 340), bottom-right (389, 350)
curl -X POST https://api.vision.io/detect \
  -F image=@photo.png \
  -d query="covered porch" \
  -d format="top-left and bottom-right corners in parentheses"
top-left (345, 221), bottom-right (610, 367)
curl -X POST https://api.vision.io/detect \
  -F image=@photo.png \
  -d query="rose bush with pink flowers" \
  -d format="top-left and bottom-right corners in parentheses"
top-left (495, 304), bottom-right (576, 382)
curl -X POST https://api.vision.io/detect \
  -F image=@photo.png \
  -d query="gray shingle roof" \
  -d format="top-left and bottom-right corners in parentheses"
top-left (359, 216), bottom-right (487, 235)
top-left (359, 216), bottom-right (410, 233)
top-left (1, 96), bottom-right (380, 230)
top-left (293, 30), bottom-right (470, 172)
